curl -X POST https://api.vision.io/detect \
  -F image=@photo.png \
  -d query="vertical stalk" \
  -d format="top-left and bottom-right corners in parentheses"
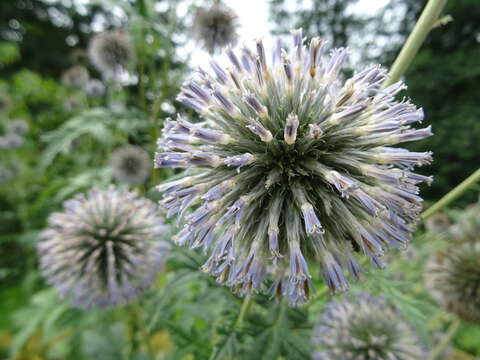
top-left (382, 0), bottom-right (448, 88)
top-left (234, 295), bottom-right (253, 327)
top-left (421, 168), bottom-right (480, 220)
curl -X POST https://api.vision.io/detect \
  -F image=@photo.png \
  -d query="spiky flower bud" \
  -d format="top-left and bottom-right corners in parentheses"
top-left (425, 203), bottom-right (480, 323)
top-left (6, 118), bottom-right (29, 136)
top-left (38, 186), bottom-right (169, 308)
top-left (85, 79), bottom-right (106, 97)
top-left (88, 29), bottom-right (135, 78)
top-left (155, 29), bottom-right (432, 305)
top-left (61, 65), bottom-right (90, 88)
top-left (110, 145), bottom-right (152, 185)
top-left (192, 1), bottom-right (239, 53)
top-left (313, 293), bottom-right (426, 359)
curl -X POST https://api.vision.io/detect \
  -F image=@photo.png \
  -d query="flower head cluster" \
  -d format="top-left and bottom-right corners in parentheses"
top-left (155, 29), bottom-right (432, 305)
top-left (38, 186), bottom-right (169, 308)
top-left (192, 1), bottom-right (239, 53)
top-left (425, 202), bottom-right (480, 323)
top-left (0, 119), bottom-right (29, 150)
top-left (110, 145), bottom-right (152, 185)
top-left (313, 293), bottom-right (426, 359)
top-left (61, 65), bottom-right (90, 88)
top-left (88, 29), bottom-right (135, 78)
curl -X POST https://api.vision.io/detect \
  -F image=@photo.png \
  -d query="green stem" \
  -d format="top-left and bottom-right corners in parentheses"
top-left (382, 0), bottom-right (448, 88)
top-left (427, 318), bottom-right (461, 360)
top-left (234, 295), bottom-right (253, 328)
top-left (421, 168), bottom-right (480, 221)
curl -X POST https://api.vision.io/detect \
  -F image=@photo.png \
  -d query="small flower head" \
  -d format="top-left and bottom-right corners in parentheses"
top-left (192, 2), bottom-right (239, 53)
top-left (425, 212), bottom-right (450, 234)
top-left (0, 133), bottom-right (23, 149)
top-left (0, 166), bottom-right (15, 184)
top-left (425, 203), bottom-right (480, 323)
top-left (38, 186), bottom-right (169, 308)
top-left (88, 29), bottom-right (135, 77)
top-left (85, 79), bottom-right (106, 97)
top-left (155, 29), bottom-right (432, 305)
top-left (110, 145), bottom-right (152, 185)
top-left (61, 65), bottom-right (90, 88)
top-left (313, 293), bottom-right (426, 360)
top-left (6, 118), bottom-right (29, 136)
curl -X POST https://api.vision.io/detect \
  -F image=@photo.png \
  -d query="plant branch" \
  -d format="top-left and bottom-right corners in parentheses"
top-left (382, 0), bottom-right (448, 88)
top-left (421, 168), bottom-right (480, 221)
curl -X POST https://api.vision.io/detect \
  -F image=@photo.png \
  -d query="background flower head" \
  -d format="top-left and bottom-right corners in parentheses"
top-left (154, 29), bottom-right (432, 305)
top-left (38, 186), bottom-right (169, 308)
top-left (110, 145), bottom-right (151, 185)
top-left (61, 65), bottom-right (90, 88)
top-left (313, 293), bottom-right (426, 359)
top-left (88, 29), bottom-right (135, 78)
top-left (425, 202), bottom-right (480, 323)
top-left (192, 1), bottom-right (239, 53)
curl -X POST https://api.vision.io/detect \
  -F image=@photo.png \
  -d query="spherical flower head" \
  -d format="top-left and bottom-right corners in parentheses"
top-left (85, 79), bottom-right (106, 97)
top-left (192, 1), bottom-right (239, 53)
top-left (61, 65), bottom-right (90, 88)
top-left (38, 186), bottom-right (169, 308)
top-left (425, 212), bottom-right (450, 234)
top-left (425, 203), bottom-right (480, 323)
top-left (0, 133), bottom-right (24, 149)
top-left (88, 29), bottom-right (135, 78)
top-left (313, 293), bottom-right (426, 360)
top-left (154, 29), bottom-right (432, 305)
top-left (110, 145), bottom-right (152, 185)
top-left (6, 118), bottom-right (29, 136)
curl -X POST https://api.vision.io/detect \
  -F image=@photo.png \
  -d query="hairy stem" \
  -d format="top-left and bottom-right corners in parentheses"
top-left (382, 0), bottom-right (448, 88)
top-left (235, 294), bottom-right (253, 328)
top-left (427, 318), bottom-right (461, 360)
top-left (422, 168), bottom-right (480, 221)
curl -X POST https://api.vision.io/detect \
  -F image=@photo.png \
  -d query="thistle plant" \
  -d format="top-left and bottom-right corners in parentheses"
top-left (192, 1), bottom-right (239, 53)
top-left (425, 202), bottom-right (480, 324)
top-left (6, 119), bottom-right (29, 135)
top-left (38, 186), bottom-right (169, 308)
top-left (313, 293), bottom-right (426, 359)
top-left (110, 145), bottom-right (152, 185)
top-left (88, 29), bottom-right (135, 79)
top-left (61, 65), bottom-right (90, 88)
top-left (425, 212), bottom-right (450, 234)
top-left (85, 79), bottom-right (106, 97)
top-left (154, 29), bottom-right (432, 305)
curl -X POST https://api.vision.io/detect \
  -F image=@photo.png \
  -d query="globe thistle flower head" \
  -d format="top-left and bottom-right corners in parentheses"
top-left (61, 65), bottom-right (90, 88)
top-left (313, 293), bottom-right (426, 360)
top-left (88, 29), bottom-right (135, 78)
top-left (0, 133), bottom-right (24, 149)
top-left (425, 203), bottom-right (480, 323)
top-left (6, 118), bottom-right (29, 136)
top-left (155, 29), bottom-right (432, 305)
top-left (85, 79), bottom-right (106, 97)
top-left (425, 212), bottom-right (450, 234)
top-left (192, 1), bottom-right (239, 53)
top-left (110, 145), bottom-right (151, 185)
top-left (38, 186), bottom-right (169, 308)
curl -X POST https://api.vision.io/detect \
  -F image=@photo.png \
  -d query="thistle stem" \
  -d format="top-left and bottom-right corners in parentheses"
top-left (382, 0), bottom-right (448, 88)
top-left (427, 318), bottom-right (461, 360)
top-left (234, 294), bottom-right (253, 327)
top-left (421, 168), bottom-right (480, 221)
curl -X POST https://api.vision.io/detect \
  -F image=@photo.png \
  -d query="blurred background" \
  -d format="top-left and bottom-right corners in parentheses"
top-left (1, 0), bottom-right (479, 359)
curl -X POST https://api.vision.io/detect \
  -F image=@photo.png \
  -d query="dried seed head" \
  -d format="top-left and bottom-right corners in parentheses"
top-left (38, 186), bottom-right (169, 308)
top-left (313, 293), bottom-right (426, 360)
top-left (155, 29), bottom-right (432, 305)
